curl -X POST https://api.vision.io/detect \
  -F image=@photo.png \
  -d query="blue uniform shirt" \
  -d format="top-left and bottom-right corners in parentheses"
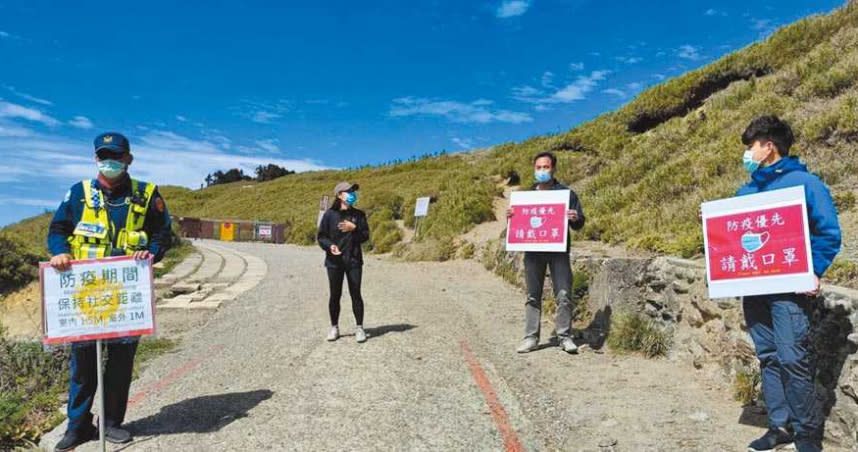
top-left (47, 175), bottom-right (173, 262)
top-left (735, 156), bottom-right (841, 277)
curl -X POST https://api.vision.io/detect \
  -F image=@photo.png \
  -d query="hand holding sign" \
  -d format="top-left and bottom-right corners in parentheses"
top-left (804, 274), bottom-right (821, 296)
top-left (50, 253), bottom-right (73, 272)
top-left (567, 210), bottom-right (579, 222)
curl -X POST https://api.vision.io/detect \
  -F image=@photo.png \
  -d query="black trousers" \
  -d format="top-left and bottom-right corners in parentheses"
top-left (67, 340), bottom-right (138, 432)
top-left (327, 265), bottom-right (365, 326)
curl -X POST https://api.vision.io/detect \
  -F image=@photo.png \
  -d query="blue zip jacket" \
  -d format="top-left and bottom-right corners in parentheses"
top-left (47, 175), bottom-right (173, 262)
top-left (735, 156), bottom-right (841, 277)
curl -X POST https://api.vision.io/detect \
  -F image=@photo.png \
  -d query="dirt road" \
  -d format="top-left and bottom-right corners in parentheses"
top-left (42, 241), bottom-right (766, 451)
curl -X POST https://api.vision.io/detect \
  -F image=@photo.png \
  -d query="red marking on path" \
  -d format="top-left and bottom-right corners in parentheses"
top-left (460, 340), bottom-right (525, 452)
top-left (127, 344), bottom-right (225, 409)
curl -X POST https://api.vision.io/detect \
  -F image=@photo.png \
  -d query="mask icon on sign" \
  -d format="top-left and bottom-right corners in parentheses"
top-left (530, 216), bottom-right (544, 228)
top-left (741, 231), bottom-right (770, 253)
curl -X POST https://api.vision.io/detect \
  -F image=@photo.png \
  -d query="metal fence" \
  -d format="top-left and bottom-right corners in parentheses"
top-left (174, 216), bottom-right (286, 243)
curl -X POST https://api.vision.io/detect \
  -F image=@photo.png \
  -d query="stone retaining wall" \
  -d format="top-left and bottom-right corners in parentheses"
top-left (481, 241), bottom-right (858, 447)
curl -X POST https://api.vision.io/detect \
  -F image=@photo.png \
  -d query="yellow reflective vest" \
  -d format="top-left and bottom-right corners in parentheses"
top-left (68, 179), bottom-right (156, 260)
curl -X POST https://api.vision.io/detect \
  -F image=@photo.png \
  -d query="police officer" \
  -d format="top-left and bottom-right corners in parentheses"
top-left (47, 132), bottom-right (173, 451)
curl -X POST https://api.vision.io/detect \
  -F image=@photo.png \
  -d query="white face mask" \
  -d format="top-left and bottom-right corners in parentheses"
top-left (97, 159), bottom-right (127, 179)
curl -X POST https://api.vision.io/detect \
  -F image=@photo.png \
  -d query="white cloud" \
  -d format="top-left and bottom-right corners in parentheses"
top-left (751, 18), bottom-right (771, 30)
top-left (451, 137), bottom-right (474, 150)
top-left (0, 31), bottom-right (9, 38)
top-left (614, 56), bottom-right (643, 64)
top-left (251, 111), bottom-right (281, 124)
top-left (541, 71), bottom-right (555, 88)
top-left (751, 18), bottom-right (776, 37)
top-left (68, 116), bottom-right (94, 129)
top-left (705, 8), bottom-right (727, 16)
top-left (0, 123), bottom-right (36, 137)
top-left (132, 131), bottom-right (330, 186)
top-left (677, 45), bottom-right (701, 60)
top-left (0, 196), bottom-right (57, 208)
top-left (496, 0), bottom-right (531, 18)
top-left (653, 73), bottom-right (666, 80)
top-left (5, 86), bottom-right (53, 106)
top-left (390, 97), bottom-right (532, 124)
top-left (176, 115), bottom-right (187, 122)
top-left (255, 139), bottom-right (280, 153)
top-left (0, 100), bottom-right (60, 126)
top-left (233, 99), bottom-right (291, 124)
top-left (626, 82), bottom-right (643, 90)
top-left (568, 62), bottom-right (584, 71)
top-left (602, 88), bottom-right (627, 98)
top-left (514, 70), bottom-right (611, 104)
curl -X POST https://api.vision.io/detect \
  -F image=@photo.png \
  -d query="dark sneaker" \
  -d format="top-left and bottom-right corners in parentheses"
top-left (104, 425), bottom-right (133, 444)
top-left (794, 438), bottom-right (822, 452)
top-left (748, 427), bottom-right (795, 451)
top-left (55, 425), bottom-right (96, 451)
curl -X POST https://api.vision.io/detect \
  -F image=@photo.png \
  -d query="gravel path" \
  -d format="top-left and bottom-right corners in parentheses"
top-left (41, 241), bottom-right (767, 451)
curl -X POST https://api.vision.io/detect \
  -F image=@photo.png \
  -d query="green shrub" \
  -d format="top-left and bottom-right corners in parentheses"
top-left (0, 237), bottom-right (41, 295)
top-left (607, 312), bottom-right (672, 358)
top-left (833, 191), bottom-right (856, 212)
top-left (458, 241), bottom-right (476, 259)
top-left (827, 259), bottom-right (858, 288)
top-left (0, 324), bottom-right (69, 447)
top-left (733, 368), bottom-right (762, 406)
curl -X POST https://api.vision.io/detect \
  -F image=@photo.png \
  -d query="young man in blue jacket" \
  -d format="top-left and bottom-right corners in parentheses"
top-left (736, 116), bottom-right (841, 452)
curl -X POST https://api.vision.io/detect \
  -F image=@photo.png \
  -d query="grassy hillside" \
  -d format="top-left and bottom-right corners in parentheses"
top-left (3, 2), bottom-right (857, 288)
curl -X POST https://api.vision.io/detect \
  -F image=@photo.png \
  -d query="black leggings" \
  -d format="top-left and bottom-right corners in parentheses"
top-left (327, 266), bottom-right (364, 326)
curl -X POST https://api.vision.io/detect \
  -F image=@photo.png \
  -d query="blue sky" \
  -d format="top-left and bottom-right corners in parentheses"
top-left (0, 0), bottom-right (844, 226)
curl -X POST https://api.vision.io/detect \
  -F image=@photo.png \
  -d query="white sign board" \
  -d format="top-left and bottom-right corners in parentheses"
top-left (40, 256), bottom-right (156, 344)
top-left (701, 186), bottom-right (815, 298)
top-left (414, 197), bottom-right (431, 217)
top-left (505, 190), bottom-right (570, 252)
top-left (318, 195), bottom-right (330, 227)
top-left (258, 224), bottom-right (272, 239)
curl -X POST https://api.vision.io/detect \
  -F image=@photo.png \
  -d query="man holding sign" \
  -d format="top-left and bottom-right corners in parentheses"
top-left (507, 151), bottom-right (585, 354)
top-left (714, 117), bottom-right (840, 452)
top-left (47, 132), bottom-right (173, 451)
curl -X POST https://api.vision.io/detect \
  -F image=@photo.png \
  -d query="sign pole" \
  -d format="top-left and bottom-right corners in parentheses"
top-left (414, 217), bottom-right (420, 239)
top-left (96, 339), bottom-right (106, 452)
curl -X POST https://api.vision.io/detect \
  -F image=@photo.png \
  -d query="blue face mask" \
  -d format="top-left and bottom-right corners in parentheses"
top-left (97, 159), bottom-right (127, 179)
top-left (742, 149), bottom-right (761, 173)
top-left (741, 231), bottom-right (770, 253)
top-left (534, 170), bottom-right (552, 184)
top-left (344, 192), bottom-right (358, 206)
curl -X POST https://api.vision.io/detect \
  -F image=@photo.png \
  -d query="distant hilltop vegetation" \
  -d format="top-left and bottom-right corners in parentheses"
top-left (3, 1), bottom-right (857, 291)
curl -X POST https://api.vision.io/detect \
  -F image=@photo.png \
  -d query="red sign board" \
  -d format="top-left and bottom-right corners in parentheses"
top-left (706, 204), bottom-right (809, 280)
top-left (506, 190), bottom-right (570, 252)
top-left (508, 203), bottom-right (567, 245)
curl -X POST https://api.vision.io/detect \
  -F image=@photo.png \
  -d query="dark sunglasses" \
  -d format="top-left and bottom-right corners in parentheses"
top-left (96, 149), bottom-right (127, 160)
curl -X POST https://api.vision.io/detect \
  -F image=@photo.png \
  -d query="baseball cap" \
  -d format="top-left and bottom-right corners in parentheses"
top-left (94, 132), bottom-right (130, 155)
top-left (334, 182), bottom-right (359, 195)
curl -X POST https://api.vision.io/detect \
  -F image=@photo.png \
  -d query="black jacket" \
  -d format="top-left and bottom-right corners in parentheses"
top-left (317, 207), bottom-right (371, 268)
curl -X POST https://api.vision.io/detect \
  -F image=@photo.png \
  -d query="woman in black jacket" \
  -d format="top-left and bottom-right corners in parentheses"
top-left (317, 182), bottom-right (371, 343)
